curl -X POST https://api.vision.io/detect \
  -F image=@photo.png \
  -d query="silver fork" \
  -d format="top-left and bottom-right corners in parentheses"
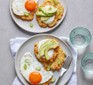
top-left (55, 56), bottom-right (72, 85)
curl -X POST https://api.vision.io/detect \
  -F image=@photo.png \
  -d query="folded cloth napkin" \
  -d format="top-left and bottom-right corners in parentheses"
top-left (10, 37), bottom-right (77, 85)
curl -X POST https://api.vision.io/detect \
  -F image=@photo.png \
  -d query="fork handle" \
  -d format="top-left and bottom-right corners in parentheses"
top-left (55, 70), bottom-right (67, 85)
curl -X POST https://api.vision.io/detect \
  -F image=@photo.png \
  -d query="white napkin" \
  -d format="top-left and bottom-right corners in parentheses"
top-left (10, 37), bottom-right (77, 85)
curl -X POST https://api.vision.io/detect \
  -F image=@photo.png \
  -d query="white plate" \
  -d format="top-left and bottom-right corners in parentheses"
top-left (10, 0), bottom-right (67, 33)
top-left (15, 34), bottom-right (76, 85)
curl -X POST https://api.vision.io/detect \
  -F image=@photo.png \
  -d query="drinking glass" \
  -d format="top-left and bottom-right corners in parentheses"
top-left (69, 27), bottom-right (92, 49)
top-left (81, 53), bottom-right (93, 80)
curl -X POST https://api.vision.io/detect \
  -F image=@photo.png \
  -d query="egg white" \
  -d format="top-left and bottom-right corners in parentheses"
top-left (20, 52), bottom-right (53, 84)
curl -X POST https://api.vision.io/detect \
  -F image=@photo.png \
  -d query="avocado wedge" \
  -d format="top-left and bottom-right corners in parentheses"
top-left (44, 43), bottom-right (58, 60)
top-left (40, 6), bottom-right (57, 14)
top-left (36, 11), bottom-right (47, 17)
top-left (39, 40), bottom-right (53, 57)
top-left (38, 6), bottom-right (57, 17)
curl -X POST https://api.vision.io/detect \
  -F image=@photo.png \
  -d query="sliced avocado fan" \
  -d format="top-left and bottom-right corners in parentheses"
top-left (39, 39), bottom-right (53, 57)
top-left (36, 5), bottom-right (57, 17)
top-left (40, 5), bottom-right (57, 14)
top-left (39, 39), bottom-right (59, 60)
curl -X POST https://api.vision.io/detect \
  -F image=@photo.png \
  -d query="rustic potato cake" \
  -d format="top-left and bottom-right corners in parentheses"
top-left (36, 0), bottom-right (64, 28)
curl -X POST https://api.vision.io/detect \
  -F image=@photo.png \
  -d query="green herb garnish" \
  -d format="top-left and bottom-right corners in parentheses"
top-left (29, 23), bottom-right (33, 28)
top-left (57, 60), bottom-right (61, 65)
top-left (51, 77), bottom-right (56, 83)
top-left (47, 66), bottom-right (51, 71)
top-left (49, 7), bottom-right (52, 10)
top-left (39, 7), bottom-right (42, 11)
top-left (35, 66), bottom-right (41, 71)
top-left (24, 64), bottom-right (27, 70)
top-left (24, 12), bottom-right (30, 16)
top-left (25, 59), bottom-right (30, 63)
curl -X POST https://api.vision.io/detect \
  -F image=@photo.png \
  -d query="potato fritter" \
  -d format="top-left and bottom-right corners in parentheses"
top-left (34, 43), bottom-right (66, 71)
top-left (36, 0), bottom-right (64, 28)
top-left (43, 46), bottom-right (66, 71)
top-left (14, 11), bottom-right (35, 21)
top-left (41, 78), bottom-right (52, 85)
top-left (35, 78), bottom-right (51, 85)
top-left (31, 78), bottom-right (51, 85)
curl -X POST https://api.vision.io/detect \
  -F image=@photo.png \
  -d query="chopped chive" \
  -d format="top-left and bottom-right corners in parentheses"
top-left (35, 66), bottom-right (41, 71)
top-left (51, 77), bottom-right (56, 83)
top-left (47, 66), bottom-right (51, 71)
top-left (24, 12), bottom-right (29, 16)
top-left (29, 23), bottom-right (33, 28)
top-left (57, 60), bottom-right (61, 65)
top-left (39, 7), bottom-right (42, 11)
top-left (25, 59), bottom-right (30, 63)
top-left (49, 7), bottom-right (52, 10)
top-left (24, 64), bottom-right (27, 70)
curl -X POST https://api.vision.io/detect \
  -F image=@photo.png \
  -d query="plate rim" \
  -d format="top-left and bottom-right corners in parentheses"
top-left (15, 34), bottom-right (76, 85)
top-left (9, 0), bottom-right (67, 33)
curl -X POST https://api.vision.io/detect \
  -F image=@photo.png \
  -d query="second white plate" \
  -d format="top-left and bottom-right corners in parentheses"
top-left (10, 0), bottom-right (67, 33)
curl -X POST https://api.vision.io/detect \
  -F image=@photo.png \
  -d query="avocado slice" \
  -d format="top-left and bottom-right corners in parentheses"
top-left (44, 43), bottom-right (58, 60)
top-left (38, 7), bottom-right (55, 17)
top-left (39, 39), bottom-right (58, 58)
top-left (40, 6), bottom-right (57, 14)
top-left (37, 6), bottom-right (57, 17)
top-left (41, 17), bottom-right (50, 22)
top-left (46, 13), bottom-right (55, 17)
top-left (39, 40), bottom-right (53, 57)
top-left (36, 11), bottom-right (47, 17)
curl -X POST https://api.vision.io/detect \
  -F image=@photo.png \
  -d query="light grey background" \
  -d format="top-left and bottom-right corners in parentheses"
top-left (0, 0), bottom-right (93, 85)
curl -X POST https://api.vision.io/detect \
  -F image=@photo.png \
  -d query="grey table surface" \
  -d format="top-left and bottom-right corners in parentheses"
top-left (0, 0), bottom-right (93, 85)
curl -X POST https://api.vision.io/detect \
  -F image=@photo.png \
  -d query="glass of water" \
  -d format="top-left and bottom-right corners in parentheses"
top-left (70, 27), bottom-right (92, 49)
top-left (81, 53), bottom-right (93, 80)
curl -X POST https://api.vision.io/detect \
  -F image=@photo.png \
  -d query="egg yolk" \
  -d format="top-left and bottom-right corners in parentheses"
top-left (29, 72), bottom-right (42, 84)
top-left (25, 0), bottom-right (37, 11)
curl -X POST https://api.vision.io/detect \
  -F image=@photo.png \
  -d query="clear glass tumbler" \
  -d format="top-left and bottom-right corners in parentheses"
top-left (70, 27), bottom-right (92, 48)
top-left (81, 53), bottom-right (93, 80)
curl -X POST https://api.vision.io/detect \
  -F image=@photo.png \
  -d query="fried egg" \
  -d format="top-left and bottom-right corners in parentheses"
top-left (20, 52), bottom-right (53, 84)
top-left (12, 0), bottom-right (38, 16)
